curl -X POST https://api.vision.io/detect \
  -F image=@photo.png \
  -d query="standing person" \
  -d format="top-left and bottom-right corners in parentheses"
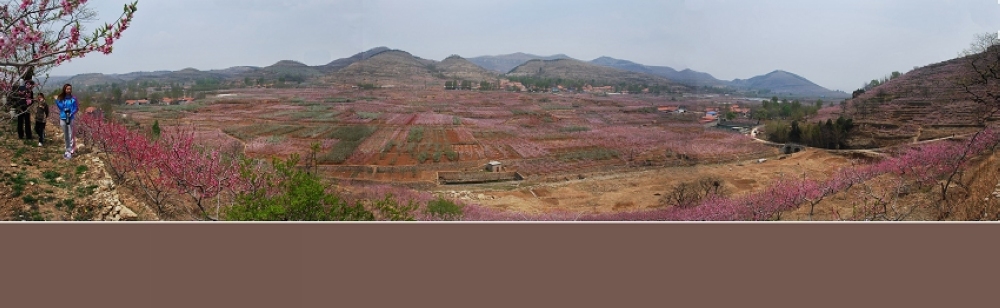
top-left (15, 80), bottom-right (35, 140)
top-left (55, 84), bottom-right (78, 159)
top-left (33, 92), bottom-right (49, 147)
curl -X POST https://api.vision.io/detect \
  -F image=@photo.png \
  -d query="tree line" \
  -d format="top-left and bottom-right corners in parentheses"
top-left (853, 71), bottom-right (903, 98)
top-left (752, 97), bottom-right (824, 121)
top-left (765, 116), bottom-right (856, 149)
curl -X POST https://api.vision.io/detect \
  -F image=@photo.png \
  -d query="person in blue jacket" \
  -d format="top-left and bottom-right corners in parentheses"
top-left (55, 84), bottom-right (78, 159)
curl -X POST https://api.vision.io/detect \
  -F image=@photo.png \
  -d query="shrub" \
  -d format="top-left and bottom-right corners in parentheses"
top-left (426, 197), bottom-right (464, 220)
top-left (225, 155), bottom-right (376, 221)
top-left (660, 177), bottom-right (729, 209)
top-left (369, 195), bottom-right (418, 221)
top-left (151, 120), bottom-right (161, 139)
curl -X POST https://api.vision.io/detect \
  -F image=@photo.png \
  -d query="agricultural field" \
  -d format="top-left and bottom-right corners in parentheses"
top-left (119, 87), bottom-right (776, 186)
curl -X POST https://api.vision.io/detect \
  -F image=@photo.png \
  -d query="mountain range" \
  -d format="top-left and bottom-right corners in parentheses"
top-left (45, 46), bottom-right (850, 98)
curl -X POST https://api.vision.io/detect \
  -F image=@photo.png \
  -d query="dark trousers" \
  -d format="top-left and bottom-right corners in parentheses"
top-left (16, 110), bottom-right (32, 139)
top-left (35, 121), bottom-right (46, 144)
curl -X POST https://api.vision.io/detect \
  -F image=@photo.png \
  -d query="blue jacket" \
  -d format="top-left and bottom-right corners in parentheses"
top-left (56, 96), bottom-right (78, 121)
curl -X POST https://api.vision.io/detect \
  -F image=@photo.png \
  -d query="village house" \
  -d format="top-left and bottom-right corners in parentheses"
top-left (125, 99), bottom-right (151, 106)
top-left (699, 113), bottom-right (719, 125)
top-left (499, 79), bottom-right (527, 92)
top-left (729, 104), bottom-right (751, 115)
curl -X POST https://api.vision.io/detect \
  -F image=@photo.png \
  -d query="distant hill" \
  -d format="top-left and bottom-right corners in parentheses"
top-left (208, 66), bottom-right (258, 76)
top-left (435, 55), bottom-right (500, 81)
top-left (507, 58), bottom-right (678, 87)
top-left (328, 49), bottom-right (441, 86)
top-left (468, 52), bottom-right (574, 74)
top-left (259, 60), bottom-right (322, 77)
top-left (730, 70), bottom-right (849, 99)
top-left (46, 47), bottom-right (848, 97)
top-left (110, 70), bottom-right (173, 81)
top-left (121, 68), bottom-right (228, 85)
top-left (318, 46), bottom-right (392, 73)
top-left (38, 75), bottom-right (73, 90)
top-left (590, 56), bottom-right (728, 87)
top-left (61, 73), bottom-right (126, 89)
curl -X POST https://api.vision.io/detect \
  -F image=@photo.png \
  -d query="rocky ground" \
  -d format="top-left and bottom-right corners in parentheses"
top-left (0, 120), bottom-right (149, 221)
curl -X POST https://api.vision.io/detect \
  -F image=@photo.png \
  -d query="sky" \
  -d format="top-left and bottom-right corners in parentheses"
top-left (46, 0), bottom-right (1000, 92)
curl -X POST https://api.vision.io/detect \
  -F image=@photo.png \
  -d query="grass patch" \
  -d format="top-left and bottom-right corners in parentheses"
top-left (541, 104), bottom-right (573, 111)
top-left (11, 205), bottom-right (44, 221)
top-left (558, 148), bottom-right (619, 161)
top-left (407, 127), bottom-right (425, 143)
top-left (13, 146), bottom-right (27, 159)
top-left (22, 194), bottom-right (38, 205)
top-left (42, 170), bottom-right (60, 181)
top-left (325, 97), bottom-right (354, 103)
top-left (266, 135), bottom-right (286, 144)
top-left (76, 185), bottom-right (99, 197)
top-left (163, 102), bottom-right (204, 112)
top-left (75, 165), bottom-right (89, 175)
top-left (55, 199), bottom-right (76, 211)
top-left (321, 126), bottom-right (376, 164)
top-left (356, 112), bottom-right (381, 120)
top-left (8, 172), bottom-right (27, 197)
top-left (559, 126), bottom-right (590, 133)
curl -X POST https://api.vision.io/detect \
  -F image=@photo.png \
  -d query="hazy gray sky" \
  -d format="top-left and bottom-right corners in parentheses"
top-left (47, 0), bottom-right (1000, 92)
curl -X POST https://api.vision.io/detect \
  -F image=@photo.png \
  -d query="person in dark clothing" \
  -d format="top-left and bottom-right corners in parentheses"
top-left (33, 92), bottom-right (49, 147)
top-left (15, 80), bottom-right (35, 140)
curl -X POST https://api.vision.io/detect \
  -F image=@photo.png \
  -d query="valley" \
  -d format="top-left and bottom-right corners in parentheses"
top-left (6, 43), bottom-right (1000, 221)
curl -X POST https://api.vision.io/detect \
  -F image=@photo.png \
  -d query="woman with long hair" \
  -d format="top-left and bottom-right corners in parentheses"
top-left (55, 84), bottom-right (78, 159)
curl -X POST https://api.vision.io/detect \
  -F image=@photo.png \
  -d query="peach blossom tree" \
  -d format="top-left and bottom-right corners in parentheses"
top-left (2, 0), bottom-right (137, 120)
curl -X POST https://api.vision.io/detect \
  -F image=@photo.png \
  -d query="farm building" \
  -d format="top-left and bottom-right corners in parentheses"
top-left (715, 119), bottom-right (759, 134)
top-left (486, 161), bottom-right (503, 173)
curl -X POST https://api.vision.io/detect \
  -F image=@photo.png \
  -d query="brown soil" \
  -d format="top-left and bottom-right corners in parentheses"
top-left (439, 149), bottom-right (852, 215)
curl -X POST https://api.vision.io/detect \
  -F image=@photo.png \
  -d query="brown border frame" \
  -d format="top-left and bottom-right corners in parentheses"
top-left (2, 222), bottom-right (997, 307)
